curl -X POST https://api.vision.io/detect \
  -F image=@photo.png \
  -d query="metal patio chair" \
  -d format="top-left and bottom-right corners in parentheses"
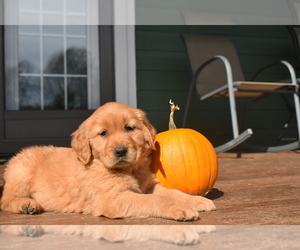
top-left (181, 34), bottom-right (300, 153)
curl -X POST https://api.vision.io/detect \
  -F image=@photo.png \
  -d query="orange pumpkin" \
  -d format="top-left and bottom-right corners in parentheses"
top-left (151, 100), bottom-right (218, 196)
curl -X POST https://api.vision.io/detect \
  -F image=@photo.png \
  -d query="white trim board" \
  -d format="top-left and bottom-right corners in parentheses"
top-left (113, 0), bottom-right (137, 108)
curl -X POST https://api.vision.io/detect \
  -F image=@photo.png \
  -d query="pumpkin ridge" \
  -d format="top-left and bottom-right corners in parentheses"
top-left (184, 129), bottom-right (197, 193)
top-left (187, 129), bottom-right (215, 195)
top-left (185, 129), bottom-right (201, 194)
top-left (202, 133), bottom-right (213, 193)
top-left (175, 130), bottom-right (189, 192)
top-left (197, 131), bottom-right (210, 194)
top-left (203, 133), bottom-right (214, 193)
top-left (203, 134), bottom-right (218, 193)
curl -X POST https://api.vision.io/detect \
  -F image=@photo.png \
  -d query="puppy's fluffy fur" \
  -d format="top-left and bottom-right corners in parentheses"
top-left (0, 102), bottom-right (215, 221)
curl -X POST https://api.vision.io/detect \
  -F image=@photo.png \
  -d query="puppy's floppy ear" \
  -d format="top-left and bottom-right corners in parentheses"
top-left (136, 109), bottom-right (157, 150)
top-left (71, 122), bottom-right (92, 165)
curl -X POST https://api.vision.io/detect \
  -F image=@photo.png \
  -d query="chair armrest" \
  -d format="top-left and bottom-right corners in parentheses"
top-left (250, 60), bottom-right (297, 85)
top-left (191, 55), bottom-right (234, 100)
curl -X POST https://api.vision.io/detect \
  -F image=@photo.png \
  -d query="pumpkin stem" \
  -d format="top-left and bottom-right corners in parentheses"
top-left (169, 100), bottom-right (180, 130)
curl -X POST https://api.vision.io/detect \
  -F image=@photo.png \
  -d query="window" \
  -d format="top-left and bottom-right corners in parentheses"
top-left (5, 0), bottom-right (100, 110)
top-left (0, 0), bottom-right (140, 154)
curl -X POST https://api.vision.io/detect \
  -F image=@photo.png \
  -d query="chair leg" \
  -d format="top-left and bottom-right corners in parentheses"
top-left (239, 89), bottom-right (300, 153)
top-left (276, 94), bottom-right (296, 144)
top-left (275, 114), bottom-right (295, 145)
top-left (216, 72), bottom-right (253, 153)
top-left (238, 102), bottom-right (248, 133)
top-left (219, 54), bottom-right (240, 139)
top-left (215, 128), bottom-right (253, 153)
top-left (293, 88), bottom-right (300, 141)
top-left (228, 89), bottom-right (240, 139)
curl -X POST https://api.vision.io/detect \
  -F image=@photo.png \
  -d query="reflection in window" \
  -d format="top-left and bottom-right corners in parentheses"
top-left (67, 40), bottom-right (87, 75)
top-left (44, 77), bottom-right (65, 110)
top-left (19, 35), bottom-right (40, 74)
top-left (43, 36), bottom-right (65, 74)
top-left (19, 76), bottom-right (41, 110)
top-left (5, 0), bottom-right (100, 110)
top-left (67, 78), bottom-right (87, 109)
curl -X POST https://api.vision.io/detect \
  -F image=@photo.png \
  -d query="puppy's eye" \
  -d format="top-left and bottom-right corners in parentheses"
top-left (125, 126), bottom-right (134, 132)
top-left (99, 131), bottom-right (107, 137)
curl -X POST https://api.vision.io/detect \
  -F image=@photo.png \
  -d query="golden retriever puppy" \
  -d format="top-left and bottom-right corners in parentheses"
top-left (0, 102), bottom-right (215, 221)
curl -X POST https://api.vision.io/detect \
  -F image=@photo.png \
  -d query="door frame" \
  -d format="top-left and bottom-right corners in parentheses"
top-left (114, 0), bottom-right (137, 108)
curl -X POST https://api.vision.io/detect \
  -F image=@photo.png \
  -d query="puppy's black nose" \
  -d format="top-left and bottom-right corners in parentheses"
top-left (115, 146), bottom-right (128, 158)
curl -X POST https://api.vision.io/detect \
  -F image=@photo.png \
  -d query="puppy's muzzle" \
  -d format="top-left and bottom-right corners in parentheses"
top-left (114, 146), bottom-right (128, 158)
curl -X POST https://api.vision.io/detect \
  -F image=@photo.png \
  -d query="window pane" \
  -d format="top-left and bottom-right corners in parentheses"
top-left (42, 25), bottom-right (64, 35)
top-left (68, 77), bottom-right (87, 109)
top-left (66, 25), bottom-right (86, 36)
top-left (19, 25), bottom-right (40, 34)
top-left (66, 15), bottom-right (86, 26)
top-left (19, 12), bottom-right (40, 26)
top-left (19, 76), bottom-right (41, 110)
top-left (44, 77), bottom-right (64, 110)
top-left (43, 15), bottom-right (64, 29)
top-left (19, 0), bottom-right (40, 11)
top-left (19, 35), bottom-right (40, 74)
top-left (67, 38), bottom-right (87, 74)
top-left (43, 36), bottom-right (64, 74)
top-left (42, 0), bottom-right (63, 12)
top-left (66, 0), bottom-right (86, 14)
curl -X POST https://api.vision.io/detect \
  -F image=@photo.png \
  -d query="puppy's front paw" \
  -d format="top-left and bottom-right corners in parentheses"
top-left (188, 196), bottom-right (216, 212)
top-left (167, 205), bottom-right (200, 221)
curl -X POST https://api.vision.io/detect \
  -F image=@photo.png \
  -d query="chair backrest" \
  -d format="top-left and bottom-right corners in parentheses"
top-left (181, 34), bottom-right (245, 97)
top-left (287, 25), bottom-right (300, 66)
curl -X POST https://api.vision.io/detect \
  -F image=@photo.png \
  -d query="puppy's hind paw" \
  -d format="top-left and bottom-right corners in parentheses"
top-left (21, 204), bottom-right (41, 215)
